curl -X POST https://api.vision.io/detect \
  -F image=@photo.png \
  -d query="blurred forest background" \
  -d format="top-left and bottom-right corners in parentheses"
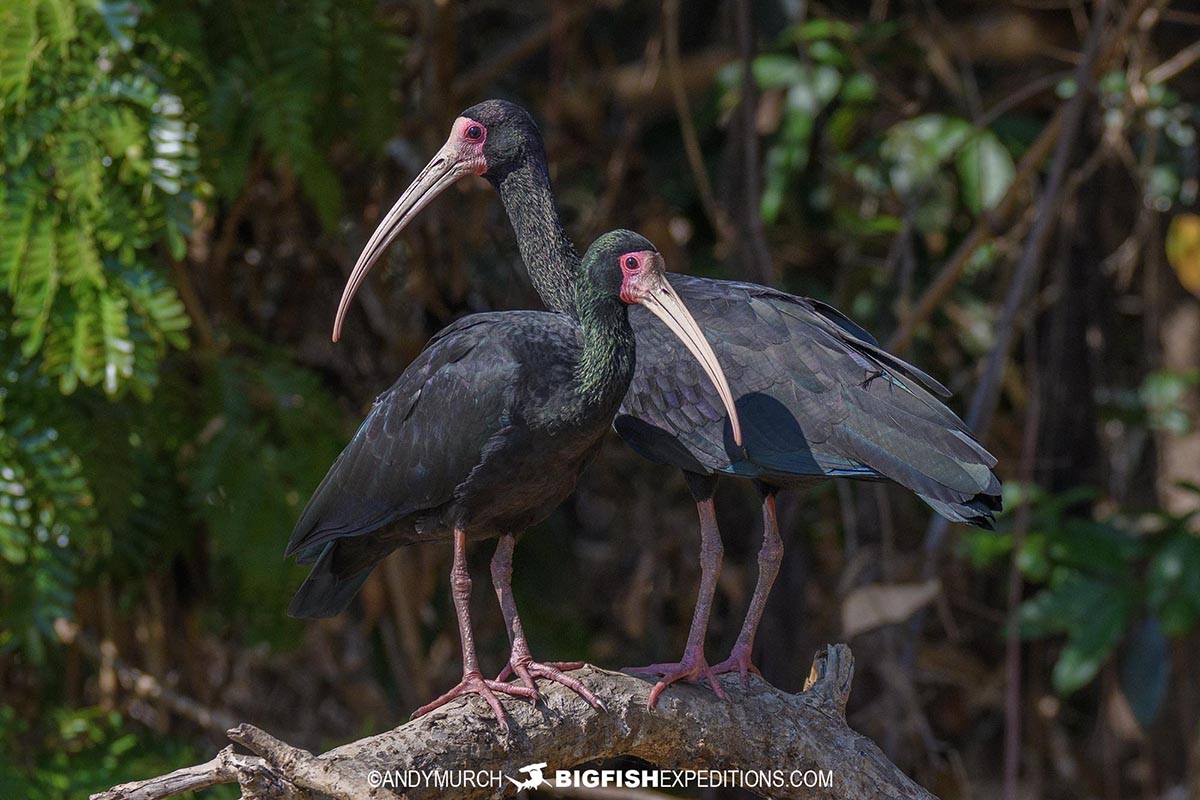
top-left (2, 0), bottom-right (1200, 798)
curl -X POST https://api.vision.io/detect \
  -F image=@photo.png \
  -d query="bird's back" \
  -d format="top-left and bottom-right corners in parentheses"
top-left (617, 274), bottom-right (1001, 526)
top-left (286, 310), bottom-right (616, 617)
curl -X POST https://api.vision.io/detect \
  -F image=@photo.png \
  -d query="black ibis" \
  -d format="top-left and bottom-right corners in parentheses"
top-left (336, 100), bottom-right (1001, 707)
top-left (287, 229), bottom-right (742, 729)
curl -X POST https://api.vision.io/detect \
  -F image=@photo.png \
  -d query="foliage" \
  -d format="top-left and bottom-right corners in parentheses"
top-left (146, 0), bottom-right (405, 227)
top-left (0, 367), bottom-right (94, 664)
top-left (178, 352), bottom-right (346, 641)
top-left (2, 1), bottom-right (380, 790)
top-left (722, 19), bottom-right (1016, 231)
top-left (962, 483), bottom-right (1200, 723)
top-left (0, 704), bottom-right (238, 800)
top-left (1, 0), bottom-right (394, 654)
top-left (1, 0), bottom-right (195, 399)
top-left (1092, 69), bottom-right (1197, 214)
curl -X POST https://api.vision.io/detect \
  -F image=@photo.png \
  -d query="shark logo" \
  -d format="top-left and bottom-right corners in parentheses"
top-left (506, 762), bottom-right (548, 791)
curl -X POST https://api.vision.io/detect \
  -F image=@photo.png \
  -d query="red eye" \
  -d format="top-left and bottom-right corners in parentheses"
top-left (465, 124), bottom-right (483, 140)
top-left (624, 256), bottom-right (638, 270)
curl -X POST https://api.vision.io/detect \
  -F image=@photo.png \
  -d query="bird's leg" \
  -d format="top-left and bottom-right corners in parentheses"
top-left (489, 534), bottom-right (603, 710)
top-left (411, 529), bottom-right (536, 732)
top-left (711, 487), bottom-right (782, 686)
top-left (624, 474), bottom-right (727, 708)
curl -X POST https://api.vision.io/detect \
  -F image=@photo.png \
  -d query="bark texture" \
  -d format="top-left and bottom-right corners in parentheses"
top-left (93, 645), bottom-right (936, 800)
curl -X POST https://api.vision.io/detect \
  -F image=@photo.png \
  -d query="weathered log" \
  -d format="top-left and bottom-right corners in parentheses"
top-left (93, 645), bottom-right (936, 800)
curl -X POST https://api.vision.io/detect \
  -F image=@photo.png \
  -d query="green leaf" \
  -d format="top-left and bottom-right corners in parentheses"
top-left (1146, 532), bottom-right (1200, 634)
top-left (98, 289), bottom-right (133, 396)
top-left (957, 130), bottom-right (1016, 214)
top-left (752, 55), bottom-right (806, 89)
top-left (56, 222), bottom-right (105, 289)
top-left (1051, 585), bottom-right (1133, 694)
top-left (53, 131), bottom-right (103, 208)
top-left (1020, 573), bottom-right (1116, 638)
top-left (958, 527), bottom-right (1013, 569)
top-left (0, 179), bottom-right (36, 284)
top-left (790, 18), bottom-right (857, 42)
top-left (1120, 617), bottom-right (1169, 725)
top-left (882, 114), bottom-right (972, 197)
top-left (1044, 518), bottom-right (1142, 576)
top-left (0, 410), bottom-right (97, 662)
top-left (841, 72), bottom-right (876, 104)
top-left (120, 268), bottom-right (190, 350)
top-left (63, 291), bottom-right (100, 393)
top-left (12, 213), bottom-right (60, 357)
top-left (35, 0), bottom-right (77, 54)
top-left (0, 0), bottom-right (37, 102)
top-left (96, 0), bottom-right (140, 51)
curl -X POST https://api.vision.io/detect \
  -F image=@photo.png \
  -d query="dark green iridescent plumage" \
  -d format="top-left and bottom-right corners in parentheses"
top-left (285, 231), bottom-right (646, 618)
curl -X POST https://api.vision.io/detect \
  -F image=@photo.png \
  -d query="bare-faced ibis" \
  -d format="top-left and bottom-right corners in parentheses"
top-left (336, 100), bottom-right (1001, 707)
top-left (287, 229), bottom-right (742, 729)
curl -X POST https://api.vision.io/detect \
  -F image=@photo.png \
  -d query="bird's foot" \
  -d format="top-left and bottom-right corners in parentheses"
top-left (623, 652), bottom-right (728, 709)
top-left (495, 658), bottom-right (604, 711)
top-left (411, 670), bottom-right (537, 733)
top-left (709, 642), bottom-right (762, 689)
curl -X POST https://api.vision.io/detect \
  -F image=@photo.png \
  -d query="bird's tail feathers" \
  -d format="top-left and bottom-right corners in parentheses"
top-left (287, 540), bottom-right (378, 618)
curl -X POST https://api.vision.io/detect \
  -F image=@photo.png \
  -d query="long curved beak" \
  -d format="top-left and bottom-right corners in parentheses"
top-left (334, 136), bottom-right (481, 341)
top-left (635, 272), bottom-right (744, 447)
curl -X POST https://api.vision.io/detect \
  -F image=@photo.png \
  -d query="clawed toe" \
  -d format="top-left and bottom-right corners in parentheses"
top-left (411, 671), bottom-right (537, 732)
top-left (624, 656), bottom-right (727, 708)
top-left (710, 647), bottom-right (762, 688)
top-left (495, 659), bottom-right (602, 710)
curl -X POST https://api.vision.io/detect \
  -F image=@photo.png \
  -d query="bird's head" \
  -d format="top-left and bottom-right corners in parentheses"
top-left (582, 230), bottom-right (743, 445)
top-left (580, 229), bottom-right (659, 303)
top-left (457, 99), bottom-right (544, 181)
top-left (333, 99), bottom-right (544, 342)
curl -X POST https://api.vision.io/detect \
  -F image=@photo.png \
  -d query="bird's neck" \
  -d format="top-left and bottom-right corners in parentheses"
top-left (495, 157), bottom-right (580, 318)
top-left (570, 293), bottom-right (636, 415)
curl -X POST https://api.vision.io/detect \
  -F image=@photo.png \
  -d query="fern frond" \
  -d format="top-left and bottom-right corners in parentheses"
top-left (119, 268), bottom-right (189, 351)
top-left (56, 221), bottom-right (104, 289)
top-left (35, 0), bottom-right (77, 55)
top-left (52, 130), bottom-right (103, 210)
top-left (0, 407), bottom-right (97, 662)
top-left (98, 289), bottom-right (133, 395)
top-left (0, 1), bottom-right (37, 103)
top-left (11, 212), bottom-right (60, 357)
top-left (0, 176), bottom-right (36, 284)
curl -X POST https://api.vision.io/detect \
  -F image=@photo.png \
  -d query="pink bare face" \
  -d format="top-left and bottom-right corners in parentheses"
top-left (451, 117), bottom-right (489, 174)
top-left (618, 250), bottom-right (660, 305)
top-left (612, 247), bottom-right (745, 446)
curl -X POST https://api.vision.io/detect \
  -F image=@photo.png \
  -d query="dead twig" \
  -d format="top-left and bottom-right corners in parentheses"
top-left (886, 0), bottom-right (1156, 355)
top-left (663, 0), bottom-right (736, 248)
top-left (963, 0), bottom-right (1109, 439)
top-left (58, 621), bottom-right (239, 736)
top-left (905, 0), bottom-right (1126, 743)
top-left (451, 4), bottom-right (595, 100)
top-left (1003, 323), bottom-right (1043, 800)
top-left (732, 0), bottom-right (775, 284)
top-left (90, 746), bottom-right (304, 800)
top-left (1146, 37), bottom-right (1200, 84)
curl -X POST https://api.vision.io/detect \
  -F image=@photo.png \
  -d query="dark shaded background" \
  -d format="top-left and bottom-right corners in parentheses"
top-left (3, 1), bottom-right (1200, 797)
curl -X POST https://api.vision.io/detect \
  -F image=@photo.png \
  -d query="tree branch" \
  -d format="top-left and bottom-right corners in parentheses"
top-left (885, 0), bottom-right (1155, 354)
top-left (91, 645), bottom-right (935, 800)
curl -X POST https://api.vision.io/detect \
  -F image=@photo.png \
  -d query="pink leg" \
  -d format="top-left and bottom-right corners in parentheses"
top-left (711, 489), bottom-right (782, 686)
top-left (625, 485), bottom-right (727, 708)
top-left (411, 529), bottom-right (536, 732)
top-left (490, 534), bottom-right (603, 710)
